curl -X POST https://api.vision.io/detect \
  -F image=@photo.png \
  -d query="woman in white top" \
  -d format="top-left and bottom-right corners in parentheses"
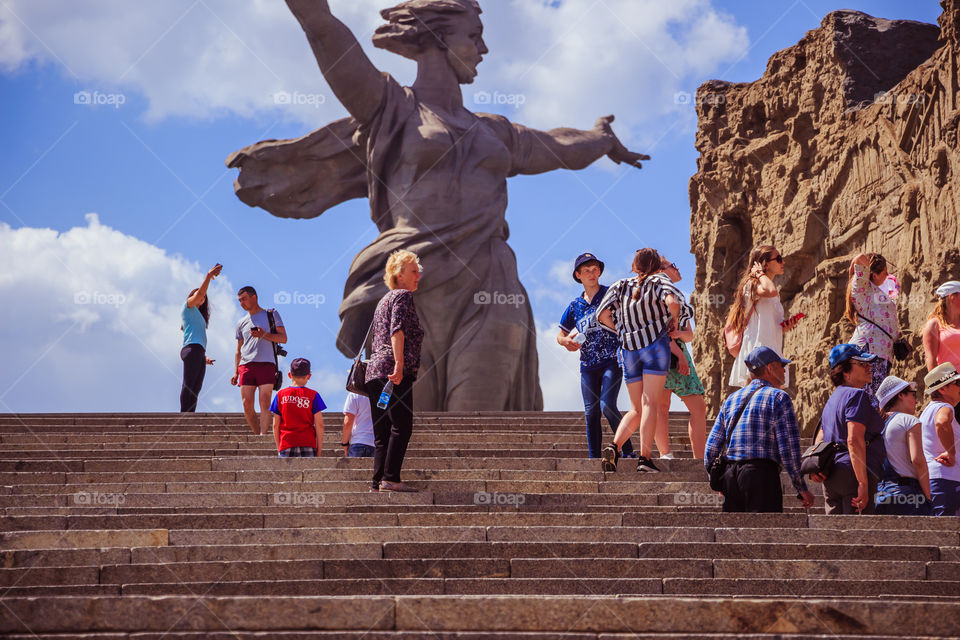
top-left (873, 376), bottom-right (931, 515)
top-left (846, 253), bottom-right (899, 407)
top-left (726, 245), bottom-right (799, 388)
top-left (919, 363), bottom-right (960, 516)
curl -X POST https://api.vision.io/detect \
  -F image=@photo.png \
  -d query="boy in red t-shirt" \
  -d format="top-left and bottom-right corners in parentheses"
top-left (269, 358), bottom-right (326, 457)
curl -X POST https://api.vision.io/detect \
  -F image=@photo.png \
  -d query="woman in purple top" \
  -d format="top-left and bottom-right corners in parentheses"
top-left (365, 250), bottom-right (425, 492)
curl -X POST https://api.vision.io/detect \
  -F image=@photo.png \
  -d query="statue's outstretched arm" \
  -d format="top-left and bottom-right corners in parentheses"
top-left (286, 0), bottom-right (385, 124)
top-left (514, 115), bottom-right (650, 175)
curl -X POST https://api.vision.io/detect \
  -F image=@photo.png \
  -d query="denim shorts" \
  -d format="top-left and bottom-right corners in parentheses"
top-left (621, 333), bottom-right (671, 384)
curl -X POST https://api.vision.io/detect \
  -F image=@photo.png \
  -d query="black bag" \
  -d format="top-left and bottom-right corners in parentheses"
top-left (267, 309), bottom-right (284, 392)
top-left (799, 437), bottom-right (842, 478)
top-left (708, 385), bottom-right (763, 491)
top-left (346, 321), bottom-right (375, 397)
top-left (856, 312), bottom-right (910, 362)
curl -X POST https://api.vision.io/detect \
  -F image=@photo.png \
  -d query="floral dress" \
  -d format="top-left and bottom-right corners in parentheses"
top-left (850, 264), bottom-right (898, 404)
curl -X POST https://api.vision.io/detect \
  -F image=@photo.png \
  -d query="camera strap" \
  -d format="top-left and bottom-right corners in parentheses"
top-left (267, 309), bottom-right (280, 367)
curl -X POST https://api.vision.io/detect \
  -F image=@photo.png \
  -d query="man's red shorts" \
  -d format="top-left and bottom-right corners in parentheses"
top-left (238, 362), bottom-right (276, 387)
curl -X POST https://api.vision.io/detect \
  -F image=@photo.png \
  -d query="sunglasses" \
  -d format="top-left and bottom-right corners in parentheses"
top-left (665, 262), bottom-right (678, 271)
top-left (768, 255), bottom-right (784, 264)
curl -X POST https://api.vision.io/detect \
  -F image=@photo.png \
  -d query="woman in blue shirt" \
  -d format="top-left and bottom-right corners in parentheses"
top-left (180, 264), bottom-right (221, 412)
top-left (558, 253), bottom-right (635, 459)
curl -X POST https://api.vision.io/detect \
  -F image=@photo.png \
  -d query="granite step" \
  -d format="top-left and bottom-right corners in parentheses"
top-left (2, 596), bottom-right (959, 635)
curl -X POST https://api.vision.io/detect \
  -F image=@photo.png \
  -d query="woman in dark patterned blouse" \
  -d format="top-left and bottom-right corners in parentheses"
top-left (365, 250), bottom-right (425, 492)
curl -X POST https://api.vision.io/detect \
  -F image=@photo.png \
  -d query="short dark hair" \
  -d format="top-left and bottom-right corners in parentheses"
top-left (237, 286), bottom-right (257, 297)
top-left (830, 361), bottom-right (853, 387)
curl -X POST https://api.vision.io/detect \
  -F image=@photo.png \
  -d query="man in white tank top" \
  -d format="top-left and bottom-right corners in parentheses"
top-left (919, 363), bottom-right (960, 516)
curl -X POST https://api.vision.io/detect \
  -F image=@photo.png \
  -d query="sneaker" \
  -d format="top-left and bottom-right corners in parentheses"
top-left (379, 480), bottom-right (419, 492)
top-left (636, 456), bottom-right (660, 473)
top-left (600, 444), bottom-right (620, 472)
top-left (660, 453), bottom-right (676, 460)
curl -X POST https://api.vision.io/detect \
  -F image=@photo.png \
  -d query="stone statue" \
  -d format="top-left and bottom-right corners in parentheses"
top-left (227, 0), bottom-right (649, 411)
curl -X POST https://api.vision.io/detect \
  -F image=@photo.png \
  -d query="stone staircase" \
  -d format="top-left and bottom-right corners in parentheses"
top-left (1, 411), bottom-right (958, 638)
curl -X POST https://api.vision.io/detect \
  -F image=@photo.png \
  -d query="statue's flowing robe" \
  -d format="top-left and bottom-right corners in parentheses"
top-left (228, 74), bottom-right (543, 410)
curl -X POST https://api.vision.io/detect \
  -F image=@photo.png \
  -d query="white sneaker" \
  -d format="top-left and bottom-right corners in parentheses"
top-left (660, 453), bottom-right (676, 460)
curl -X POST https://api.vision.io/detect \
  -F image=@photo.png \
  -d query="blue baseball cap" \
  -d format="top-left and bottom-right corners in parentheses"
top-left (828, 343), bottom-right (877, 369)
top-left (745, 346), bottom-right (791, 373)
top-left (573, 253), bottom-right (604, 283)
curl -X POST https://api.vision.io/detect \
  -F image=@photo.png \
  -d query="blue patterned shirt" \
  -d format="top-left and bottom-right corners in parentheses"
top-left (704, 379), bottom-right (808, 493)
top-left (559, 285), bottom-right (621, 372)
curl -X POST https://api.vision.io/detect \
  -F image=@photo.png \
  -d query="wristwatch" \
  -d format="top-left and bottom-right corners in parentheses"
top-left (341, 442), bottom-right (350, 447)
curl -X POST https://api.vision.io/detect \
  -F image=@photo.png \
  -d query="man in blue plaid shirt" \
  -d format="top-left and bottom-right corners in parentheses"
top-left (705, 346), bottom-right (814, 512)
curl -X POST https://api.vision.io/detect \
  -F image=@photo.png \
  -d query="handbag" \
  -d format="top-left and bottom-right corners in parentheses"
top-left (856, 312), bottom-right (909, 361)
top-left (266, 309), bottom-right (284, 392)
top-left (708, 385), bottom-right (762, 491)
top-left (799, 424), bottom-right (842, 477)
top-left (723, 297), bottom-right (757, 358)
top-left (346, 321), bottom-right (375, 396)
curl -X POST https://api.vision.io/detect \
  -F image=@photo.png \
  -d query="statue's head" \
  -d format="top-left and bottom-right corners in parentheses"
top-left (373, 0), bottom-right (487, 84)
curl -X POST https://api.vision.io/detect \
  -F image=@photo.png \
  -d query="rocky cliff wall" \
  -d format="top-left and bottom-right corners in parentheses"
top-left (690, 0), bottom-right (960, 431)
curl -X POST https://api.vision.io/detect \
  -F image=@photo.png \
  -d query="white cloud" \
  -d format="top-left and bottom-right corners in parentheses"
top-left (0, 0), bottom-right (747, 140)
top-left (0, 214), bottom-right (347, 413)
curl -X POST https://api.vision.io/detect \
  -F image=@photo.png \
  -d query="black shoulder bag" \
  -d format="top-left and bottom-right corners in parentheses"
top-left (708, 385), bottom-right (763, 491)
top-left (266, 309), bottom-right (285, 392)
top-left (856, 312), bottom-right (910, 361)
top-left (346, 321), bottom-right (375, 397)
top-left (800, 419), bottom-right (883, 478)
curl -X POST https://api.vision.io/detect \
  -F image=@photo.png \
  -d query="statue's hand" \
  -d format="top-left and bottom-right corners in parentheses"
top-left (285, 0), bottom-right (331, 25)
top-left (594, 115), bottom-right (650, 169)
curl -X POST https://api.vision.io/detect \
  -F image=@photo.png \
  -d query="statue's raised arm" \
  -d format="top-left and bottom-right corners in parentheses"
top-left (285, 0), bottom-right (385, 124)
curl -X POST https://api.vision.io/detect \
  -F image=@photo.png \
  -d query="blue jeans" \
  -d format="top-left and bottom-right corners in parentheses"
top-left (347, 443), bottom-right (375, 458)
top-left (581, 361), bottom-right (633, 458)
top-left (930, 478), bottom-right (960, 516)
top-left (874, 478), bottom-right (932, 516)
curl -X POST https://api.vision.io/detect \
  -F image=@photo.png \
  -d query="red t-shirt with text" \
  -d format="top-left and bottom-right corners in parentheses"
top-left (269, 386), bottom-right (326, 451)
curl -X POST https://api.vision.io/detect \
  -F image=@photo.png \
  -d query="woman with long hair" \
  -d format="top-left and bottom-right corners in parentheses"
top-left (180, 264), bottom-right (221, 412)
top-left (845, 253), bottom-right (899, 405)
top-left (726, 245), bottom-right (798, 388)
top-left (922, 281), bottom-right (960, 374)
top-left (596, 248), bottom-right (689, 473)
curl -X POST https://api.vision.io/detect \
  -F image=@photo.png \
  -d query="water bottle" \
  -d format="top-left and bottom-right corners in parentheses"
top-left (573, 332), bottom-right (587, 345)
top-left (377, 380), bottom-right (394, 410)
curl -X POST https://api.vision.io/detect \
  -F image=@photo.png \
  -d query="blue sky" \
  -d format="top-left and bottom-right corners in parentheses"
top-left (0, 0), bottom-right (944, 413)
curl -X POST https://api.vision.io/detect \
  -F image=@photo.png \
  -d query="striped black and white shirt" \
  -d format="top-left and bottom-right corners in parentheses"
top-left (598, 274), bottom-right (694, 350)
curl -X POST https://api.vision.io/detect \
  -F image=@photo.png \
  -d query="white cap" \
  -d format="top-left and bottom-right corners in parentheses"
top-left (935, 281), bottom-right (960, 298)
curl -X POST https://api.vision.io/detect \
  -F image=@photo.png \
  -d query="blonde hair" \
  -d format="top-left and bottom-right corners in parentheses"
top-left (384, 250), bottom-right (422, 289)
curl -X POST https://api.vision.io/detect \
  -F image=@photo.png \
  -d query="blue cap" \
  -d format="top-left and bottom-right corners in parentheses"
top-left (828, 343), bottom-right (877, 369)
top-left (745, 346), bottom-right (791, 373)
top-left (573, 253), bottom-right (604, 283)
